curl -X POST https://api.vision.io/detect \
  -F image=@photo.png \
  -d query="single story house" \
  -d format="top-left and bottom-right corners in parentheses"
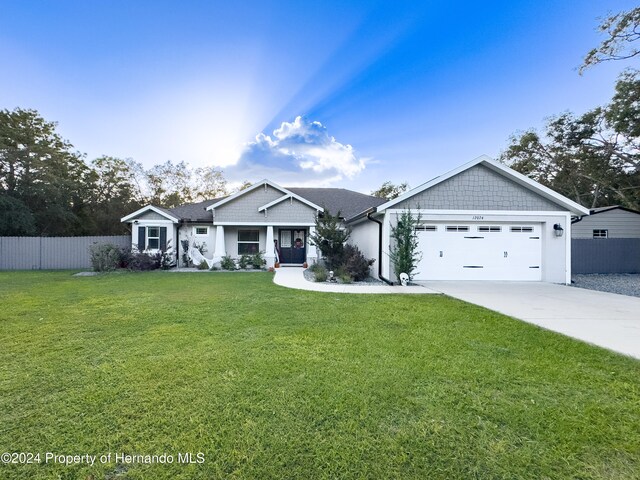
top-left (121, 155), bottom-right (589, 284)
top-left (570, 205), bottom-right (640, 274)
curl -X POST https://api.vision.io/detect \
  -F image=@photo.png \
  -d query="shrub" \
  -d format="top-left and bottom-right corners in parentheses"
top-left (127, 251), bottom-right (161, 271)
top-left (238, 254), bottom-right (251, 269)
top-left (89, 243), bottom-right (121, 272)
top-left (342, 244), bottom-right (375, 281)
top-left (251, 251), bottom-right (265, 269)
top-left (338, 273), bottom-right (352, 283)
top-left (309, 209), bottom-right (350, 270)
top-left (197, 260), bottom-right (209, 270)
top-left (389, 209), bottom-right (422, 281)
top-left (313, 265), bottom-right (328, 282)
top-left (220, 255), bottom-right (236, 270)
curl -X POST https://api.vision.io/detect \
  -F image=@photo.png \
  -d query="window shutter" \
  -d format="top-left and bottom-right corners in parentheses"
top-left (160, 227), bottom-right (167, 251)
top-left (138, 226), bottom-right (146, 251)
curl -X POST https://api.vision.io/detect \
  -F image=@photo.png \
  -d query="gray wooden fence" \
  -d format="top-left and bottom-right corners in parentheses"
top-left (572, 238), bottom-right (640, 274)
top-left (0, 236), bottom-right (131, 270)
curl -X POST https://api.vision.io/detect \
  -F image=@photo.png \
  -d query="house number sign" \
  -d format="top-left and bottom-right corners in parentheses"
top-left (472, 215), bottom-right (484, 220)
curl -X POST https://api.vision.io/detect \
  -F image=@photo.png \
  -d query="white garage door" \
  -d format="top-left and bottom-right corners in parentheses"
top-left (414, 223), bottom-right (542, 281)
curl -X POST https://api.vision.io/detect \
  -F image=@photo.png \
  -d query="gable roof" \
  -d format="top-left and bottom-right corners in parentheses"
top-left (120, 205), bottom-right (180, 223)
top-left (572, 205), bottom-right (640, 224)
top-left (374, 155), bottom-right (590, 215)
top-left (590, 205), bottom-right (640, 215)
top-left (205, 179), bottom-right (323, 212)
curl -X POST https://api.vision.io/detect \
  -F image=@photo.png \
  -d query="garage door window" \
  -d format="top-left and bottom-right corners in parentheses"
top-left (415, 225), bottom-right (437, 232)
top-left (478, 226), bottom-right (501, 232)
top-left (510, 226), bottom-right (533, 233)
top-left (446, 226), bottom-right (469, 232)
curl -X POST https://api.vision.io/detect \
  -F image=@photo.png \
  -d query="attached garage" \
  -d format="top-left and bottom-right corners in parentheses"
top-left (347, 156), bottom-right (590, 285)
top-left (414, 223), bottom-right (542, 281)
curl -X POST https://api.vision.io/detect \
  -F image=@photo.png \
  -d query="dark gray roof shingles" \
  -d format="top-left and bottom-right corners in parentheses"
top-left (164, 188), bottom-right (385, 222)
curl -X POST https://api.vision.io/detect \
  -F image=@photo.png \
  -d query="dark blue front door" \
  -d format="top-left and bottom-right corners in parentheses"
top-left (279, 229), bottom-right (306, 264)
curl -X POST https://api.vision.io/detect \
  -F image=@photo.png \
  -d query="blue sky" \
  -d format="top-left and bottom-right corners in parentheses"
top-left (1, 0), bottom-right (637, 192)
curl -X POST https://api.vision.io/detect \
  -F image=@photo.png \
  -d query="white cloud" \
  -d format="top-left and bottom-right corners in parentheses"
top-left (227, 116), bottom-right (366, 185)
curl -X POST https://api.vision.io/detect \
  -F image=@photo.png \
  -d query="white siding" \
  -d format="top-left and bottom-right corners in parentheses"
top-left (349, 220), bottom-right (379, 277)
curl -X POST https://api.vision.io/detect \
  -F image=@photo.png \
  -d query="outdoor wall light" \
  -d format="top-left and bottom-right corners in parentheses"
top-left (553, 223), bottom-right (564, 237)
top-left (134, 220), bottom-right (139, 224)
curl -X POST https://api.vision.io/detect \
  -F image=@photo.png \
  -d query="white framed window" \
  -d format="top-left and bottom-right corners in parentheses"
top-left (147, 227), bottom-right (160, 250)
top-left (446, 226), bottom-right (469, 232)
top-left (238, 230), bottom-right (259, 254)
top-left (195, 227), bottom-right (208, 235)
top-left (593, 229), bottom-right (608, 238)
top-left (510, 226), bottom-right (534, 233)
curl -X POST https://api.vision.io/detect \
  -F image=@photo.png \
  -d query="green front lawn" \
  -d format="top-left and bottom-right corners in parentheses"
top-left (1, 271), bottom-right (639, 479)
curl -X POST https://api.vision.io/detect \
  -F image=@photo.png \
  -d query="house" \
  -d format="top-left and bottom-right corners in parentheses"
top-left (121, 155), bottom-right (590, 284)
top-left (120, 182), bottom-right (387, 268)
top-left (571, 206), bottom-right (640, 274)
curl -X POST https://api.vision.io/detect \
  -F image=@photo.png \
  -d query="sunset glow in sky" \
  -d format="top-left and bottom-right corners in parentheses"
top-left (1, 1), bottom-right (637, 191)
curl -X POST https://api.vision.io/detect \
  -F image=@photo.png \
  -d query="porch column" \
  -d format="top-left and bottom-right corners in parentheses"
top-left (213, 225), bottom-right (226, 261)
top-left (307, 226), bottom-right (318, 264)
top-left (265, 226), bottom-right (275, 268)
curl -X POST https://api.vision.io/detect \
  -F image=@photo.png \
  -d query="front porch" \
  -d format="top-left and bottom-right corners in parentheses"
top-left (207, 224), bottom-right (318, 268)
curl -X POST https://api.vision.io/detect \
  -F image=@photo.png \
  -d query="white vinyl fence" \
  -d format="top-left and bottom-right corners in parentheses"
top-left (0, 236), bottom-right (131, 270)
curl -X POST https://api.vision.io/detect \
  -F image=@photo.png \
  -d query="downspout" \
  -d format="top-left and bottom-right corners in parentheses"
top-left (366, 211), bottom-right (394, 285)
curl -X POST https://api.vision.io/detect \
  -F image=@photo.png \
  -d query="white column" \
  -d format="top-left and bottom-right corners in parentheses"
top-left (213, 225), bottom-right (226, 261)
top-left (265, 225), bottom-right (275, 268)
top-left (307, 226), bottom-right (318, 264)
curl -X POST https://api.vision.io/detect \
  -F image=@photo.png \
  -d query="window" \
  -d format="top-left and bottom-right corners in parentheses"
top-left (195, 227), bottom-right (208, 235)
top-left (446, 226), bottom-right (469, 232)
top-left (510, 226), bottom-right (534, 233)
top-left (478, 226), bottom-right (501, 232)
top-left (238, 230), bottom-right (259, 254)
top-left (593, 229), bottom-right (608, 238)
top-left (415, 225), bottom-right (437, 232)
top-left (147, 227), bottom-right (160, 250)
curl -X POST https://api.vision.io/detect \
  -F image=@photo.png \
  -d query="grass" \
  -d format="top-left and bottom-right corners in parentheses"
top-left (1, 271), bottom-right (639, 479)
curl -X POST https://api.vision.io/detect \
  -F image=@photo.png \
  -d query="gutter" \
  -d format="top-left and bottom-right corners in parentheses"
top-left (366, 210), bottom-right (394, 285)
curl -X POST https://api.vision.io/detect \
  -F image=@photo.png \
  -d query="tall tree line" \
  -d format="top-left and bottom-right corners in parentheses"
top-left (0, 108), bottom-right (230, 236)
top-left (500, 7), bottom-right (640, 210)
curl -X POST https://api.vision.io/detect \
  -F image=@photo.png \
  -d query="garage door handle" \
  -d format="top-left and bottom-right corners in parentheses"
top-left (504, 251), bottom-right (508, 258)
top-left (440, 251), bottom-right (443, 257)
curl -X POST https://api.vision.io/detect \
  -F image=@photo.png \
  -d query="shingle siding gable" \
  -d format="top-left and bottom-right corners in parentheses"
top-left (393, 164), bottom-right (565, 211)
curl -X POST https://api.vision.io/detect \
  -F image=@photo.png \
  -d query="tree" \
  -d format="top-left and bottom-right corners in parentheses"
top-left (388, 209), bottom-right (422, 282)
top-left (193, 166), bottom-right (228, 200)
top-left (0, 195), bottom-right (36, 235)
top-left (86, 156), bottom-right (142, 234)
top-left (500, 73), bottom-right (640, 210)
top-left (308, 210), bottom-right (351, 269)
top-left (0, 108), bottom-right (91, 235)
top-left (581, 7), bottom-right (640, 73)
top-left (371, 181), bottom-right (409, 200)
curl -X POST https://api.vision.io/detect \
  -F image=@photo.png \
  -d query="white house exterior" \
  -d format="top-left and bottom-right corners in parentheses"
top-left (121, 156), bottom-right (590, 284)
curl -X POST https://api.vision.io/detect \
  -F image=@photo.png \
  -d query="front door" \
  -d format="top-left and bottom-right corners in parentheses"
top-left (279, 229), bottom-right (306, 264)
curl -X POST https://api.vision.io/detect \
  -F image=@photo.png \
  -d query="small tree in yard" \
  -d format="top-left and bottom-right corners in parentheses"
top-left (388, 209), bottom-right (422, 282)
top-left (309, 210), bottom-right (350, 269)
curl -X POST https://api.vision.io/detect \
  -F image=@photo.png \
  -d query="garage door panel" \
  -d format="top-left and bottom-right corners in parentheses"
top-left (414, 223), bottom-right (542, 281)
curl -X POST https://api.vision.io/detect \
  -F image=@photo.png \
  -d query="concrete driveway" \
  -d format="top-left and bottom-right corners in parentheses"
top-left (417, 281), bottom-right (640, 360)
